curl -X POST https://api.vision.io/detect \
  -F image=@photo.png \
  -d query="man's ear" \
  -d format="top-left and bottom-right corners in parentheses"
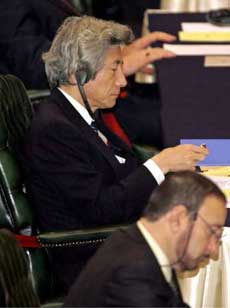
top-left (69, 74), bottom-right (77, 84)
top-left (167, 205), bottom-right (189, 233)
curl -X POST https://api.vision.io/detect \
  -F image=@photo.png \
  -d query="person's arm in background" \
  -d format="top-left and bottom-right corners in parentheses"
top-left (122, 31), bottom-right (176, 76)
top-left (0, 0), bottom-right (174, 89)
top-left (0, 0), bottom-right (76, 89)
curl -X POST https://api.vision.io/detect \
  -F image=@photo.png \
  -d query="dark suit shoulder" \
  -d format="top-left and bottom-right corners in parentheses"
top-left (27, 105), bottom-right (78, 150)
top-left (31, 90), bottom-right (85, 135)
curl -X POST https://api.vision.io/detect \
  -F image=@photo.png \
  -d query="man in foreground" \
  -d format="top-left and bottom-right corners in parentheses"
top-left (64, 171), bottom-right (226, 307)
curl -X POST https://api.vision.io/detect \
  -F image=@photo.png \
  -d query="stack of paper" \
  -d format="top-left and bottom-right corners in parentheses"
top-left (203, 167), bottom-right (230, 176)
top-left (164, 44), bottom-right (230, 55)
top-left (180, 22), bottom-right (230, 42)
top-left (169, 22), bottom-right (230, 56)
top-left (182, 22), bottom-right (230, 32)
top-left (179, 32), bottom-right (230, 42)
top-left (203, 168), bottom-right (230, 208)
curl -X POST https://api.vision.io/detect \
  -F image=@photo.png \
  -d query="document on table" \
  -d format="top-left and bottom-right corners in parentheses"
top-left (202, 167), bottom-right (230, 177)
top-left (179, 23), bottom-right (230, 42)
top-left (182, 22), bottom-right (230, 32)
top-left (203, 171), bottom-right (230, 208)
top-left (163, 44), bottom-right (230, 55)
top-left (205, 55), bottom-right (230, 67)
top-left (179, 31), bottom-right (230, 42)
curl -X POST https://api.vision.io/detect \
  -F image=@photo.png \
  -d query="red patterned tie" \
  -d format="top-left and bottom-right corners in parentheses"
top-left (102, 112), bottom-right (132, 149)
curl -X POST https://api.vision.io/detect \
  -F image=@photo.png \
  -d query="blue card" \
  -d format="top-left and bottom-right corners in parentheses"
top-left (180, 139), bottom-right (230, 166)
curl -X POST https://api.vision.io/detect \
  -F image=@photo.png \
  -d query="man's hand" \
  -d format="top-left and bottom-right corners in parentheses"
top-left (152, 144), bottom-right (209, 174)
top-left (122, 31), bottom-right (176, 76)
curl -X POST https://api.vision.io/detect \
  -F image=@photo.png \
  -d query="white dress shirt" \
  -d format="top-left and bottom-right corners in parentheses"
top-left (137, 220), bottom-right (172, 284)
top-left (58, 88), bottom-right (165, 184)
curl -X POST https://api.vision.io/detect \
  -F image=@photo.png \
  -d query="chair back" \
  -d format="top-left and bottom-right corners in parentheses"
top-left (0, 74), bottom-right (35, 234)
top-left (0, 75), bottom-right (55, 303)
top-left (0, 229), bottom-right (40, 307)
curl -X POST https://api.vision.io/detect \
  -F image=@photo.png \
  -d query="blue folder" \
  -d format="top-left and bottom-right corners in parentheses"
top-left (180, 139), bottom-right (230, 166)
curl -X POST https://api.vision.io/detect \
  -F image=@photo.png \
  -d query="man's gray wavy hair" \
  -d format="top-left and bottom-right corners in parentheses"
top-left (42, 16), bottom-right (134, 89)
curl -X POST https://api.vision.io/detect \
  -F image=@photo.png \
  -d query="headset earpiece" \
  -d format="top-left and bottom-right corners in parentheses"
top-left (75, 69), bottom-right (89, 86)
top-left (75, 65), bottom-right (95, 119)
top-left (75, 61), bottom-right (92, 86)
top-left (75, 62), bottom-right (95, 119)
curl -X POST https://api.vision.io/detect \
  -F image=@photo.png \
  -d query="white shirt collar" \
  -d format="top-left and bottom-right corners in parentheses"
top-left (137, 220), bottom-right (172, 284)
top-left (58, 87), bottom-right (93, 125)
top-left (58, 88), bottom-right (126, 164)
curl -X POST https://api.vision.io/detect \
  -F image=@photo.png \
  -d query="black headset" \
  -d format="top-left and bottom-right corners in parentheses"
top-left (75, 68), bottom-right (90, 86)
top-left (75, 60), bottom-right (92, 86)
top-left (75, 63), bottom-right (95, 119)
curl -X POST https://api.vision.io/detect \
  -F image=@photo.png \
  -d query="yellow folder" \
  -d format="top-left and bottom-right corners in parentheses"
top-left (179, 31), bottom-right (230, 42)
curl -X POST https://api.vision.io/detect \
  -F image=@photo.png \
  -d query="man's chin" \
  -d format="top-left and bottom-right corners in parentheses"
top-left (181, 259), bottom-right (210, 277)
top-left (109, 99), bottom-right (117, 108)
top-left (177, 267), bottom-right (200, 278)
top-left (178, 257), bottom-right (210, 275)
top-left (198, 258), bottom-right (210, 268)
top-left (103, 98), bottom-right (117, 109)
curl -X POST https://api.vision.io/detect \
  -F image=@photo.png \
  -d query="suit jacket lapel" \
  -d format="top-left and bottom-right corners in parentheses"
top-left (171, 269), bottom-right (185, 302)
top-left (51, 88), bottom-right (130, 170)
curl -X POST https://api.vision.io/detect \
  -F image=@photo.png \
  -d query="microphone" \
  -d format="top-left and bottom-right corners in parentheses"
top-left (75, 71), bottom-right (95, 120)
top-left (77, 81), bottom-right (95, 120)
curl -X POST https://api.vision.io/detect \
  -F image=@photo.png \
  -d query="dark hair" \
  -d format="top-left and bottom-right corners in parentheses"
top-left (143, 171), bottom-right (226, 221)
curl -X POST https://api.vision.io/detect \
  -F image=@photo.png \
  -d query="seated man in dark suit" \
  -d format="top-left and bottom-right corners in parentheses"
top-left (19, 16), bottom-right (208, 291)
top-left (0, 0), bottom-right (176, 146)
top-left (64, 171), bottom-right (227, 307)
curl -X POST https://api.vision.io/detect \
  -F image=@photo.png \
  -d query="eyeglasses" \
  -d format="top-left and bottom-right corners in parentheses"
top-left (197, 213), bottom-right (223, 245)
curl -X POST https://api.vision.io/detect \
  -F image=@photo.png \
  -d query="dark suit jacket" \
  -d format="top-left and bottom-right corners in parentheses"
top-left (20, 88), bottom-right (157, 232)
top-left (0, 0), bottom-right (77, 89)
top-left (64, 224), bottom-right (189, 307)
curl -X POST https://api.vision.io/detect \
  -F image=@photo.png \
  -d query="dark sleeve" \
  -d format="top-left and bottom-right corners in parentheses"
top-left (32, 121), bottom-right (157, 225)
top-left (0, 0), bottom-right (71, 89)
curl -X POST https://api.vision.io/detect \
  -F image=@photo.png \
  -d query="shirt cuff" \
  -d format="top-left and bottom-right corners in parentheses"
top-left (143, 159), bottom-right (165, 185)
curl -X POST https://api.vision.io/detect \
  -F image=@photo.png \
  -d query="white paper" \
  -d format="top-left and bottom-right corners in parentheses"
top-left (182, 22), bottom-right (230, 32)
top-left (205, 175), bottom-right (230, 208)
top-left (163, 44), bottom-right (230, 55)
top-left (205, 55), bottom-right (230, 67)
top-left (206, 175), bottom-right (230, 190)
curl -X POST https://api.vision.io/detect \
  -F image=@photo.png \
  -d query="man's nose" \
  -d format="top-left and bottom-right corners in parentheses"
top-left (116, 67), bottom-right (127, 88)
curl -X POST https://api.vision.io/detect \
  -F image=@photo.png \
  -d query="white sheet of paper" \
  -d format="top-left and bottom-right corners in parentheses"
top-left (163, 44), bottom-right (230, 55)
top-left (205, 55), bottom-right (230, 67)
top-left (182, 22), bottom-right (230, 32)
top-left (204, 175), bottom-right (230, 208)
